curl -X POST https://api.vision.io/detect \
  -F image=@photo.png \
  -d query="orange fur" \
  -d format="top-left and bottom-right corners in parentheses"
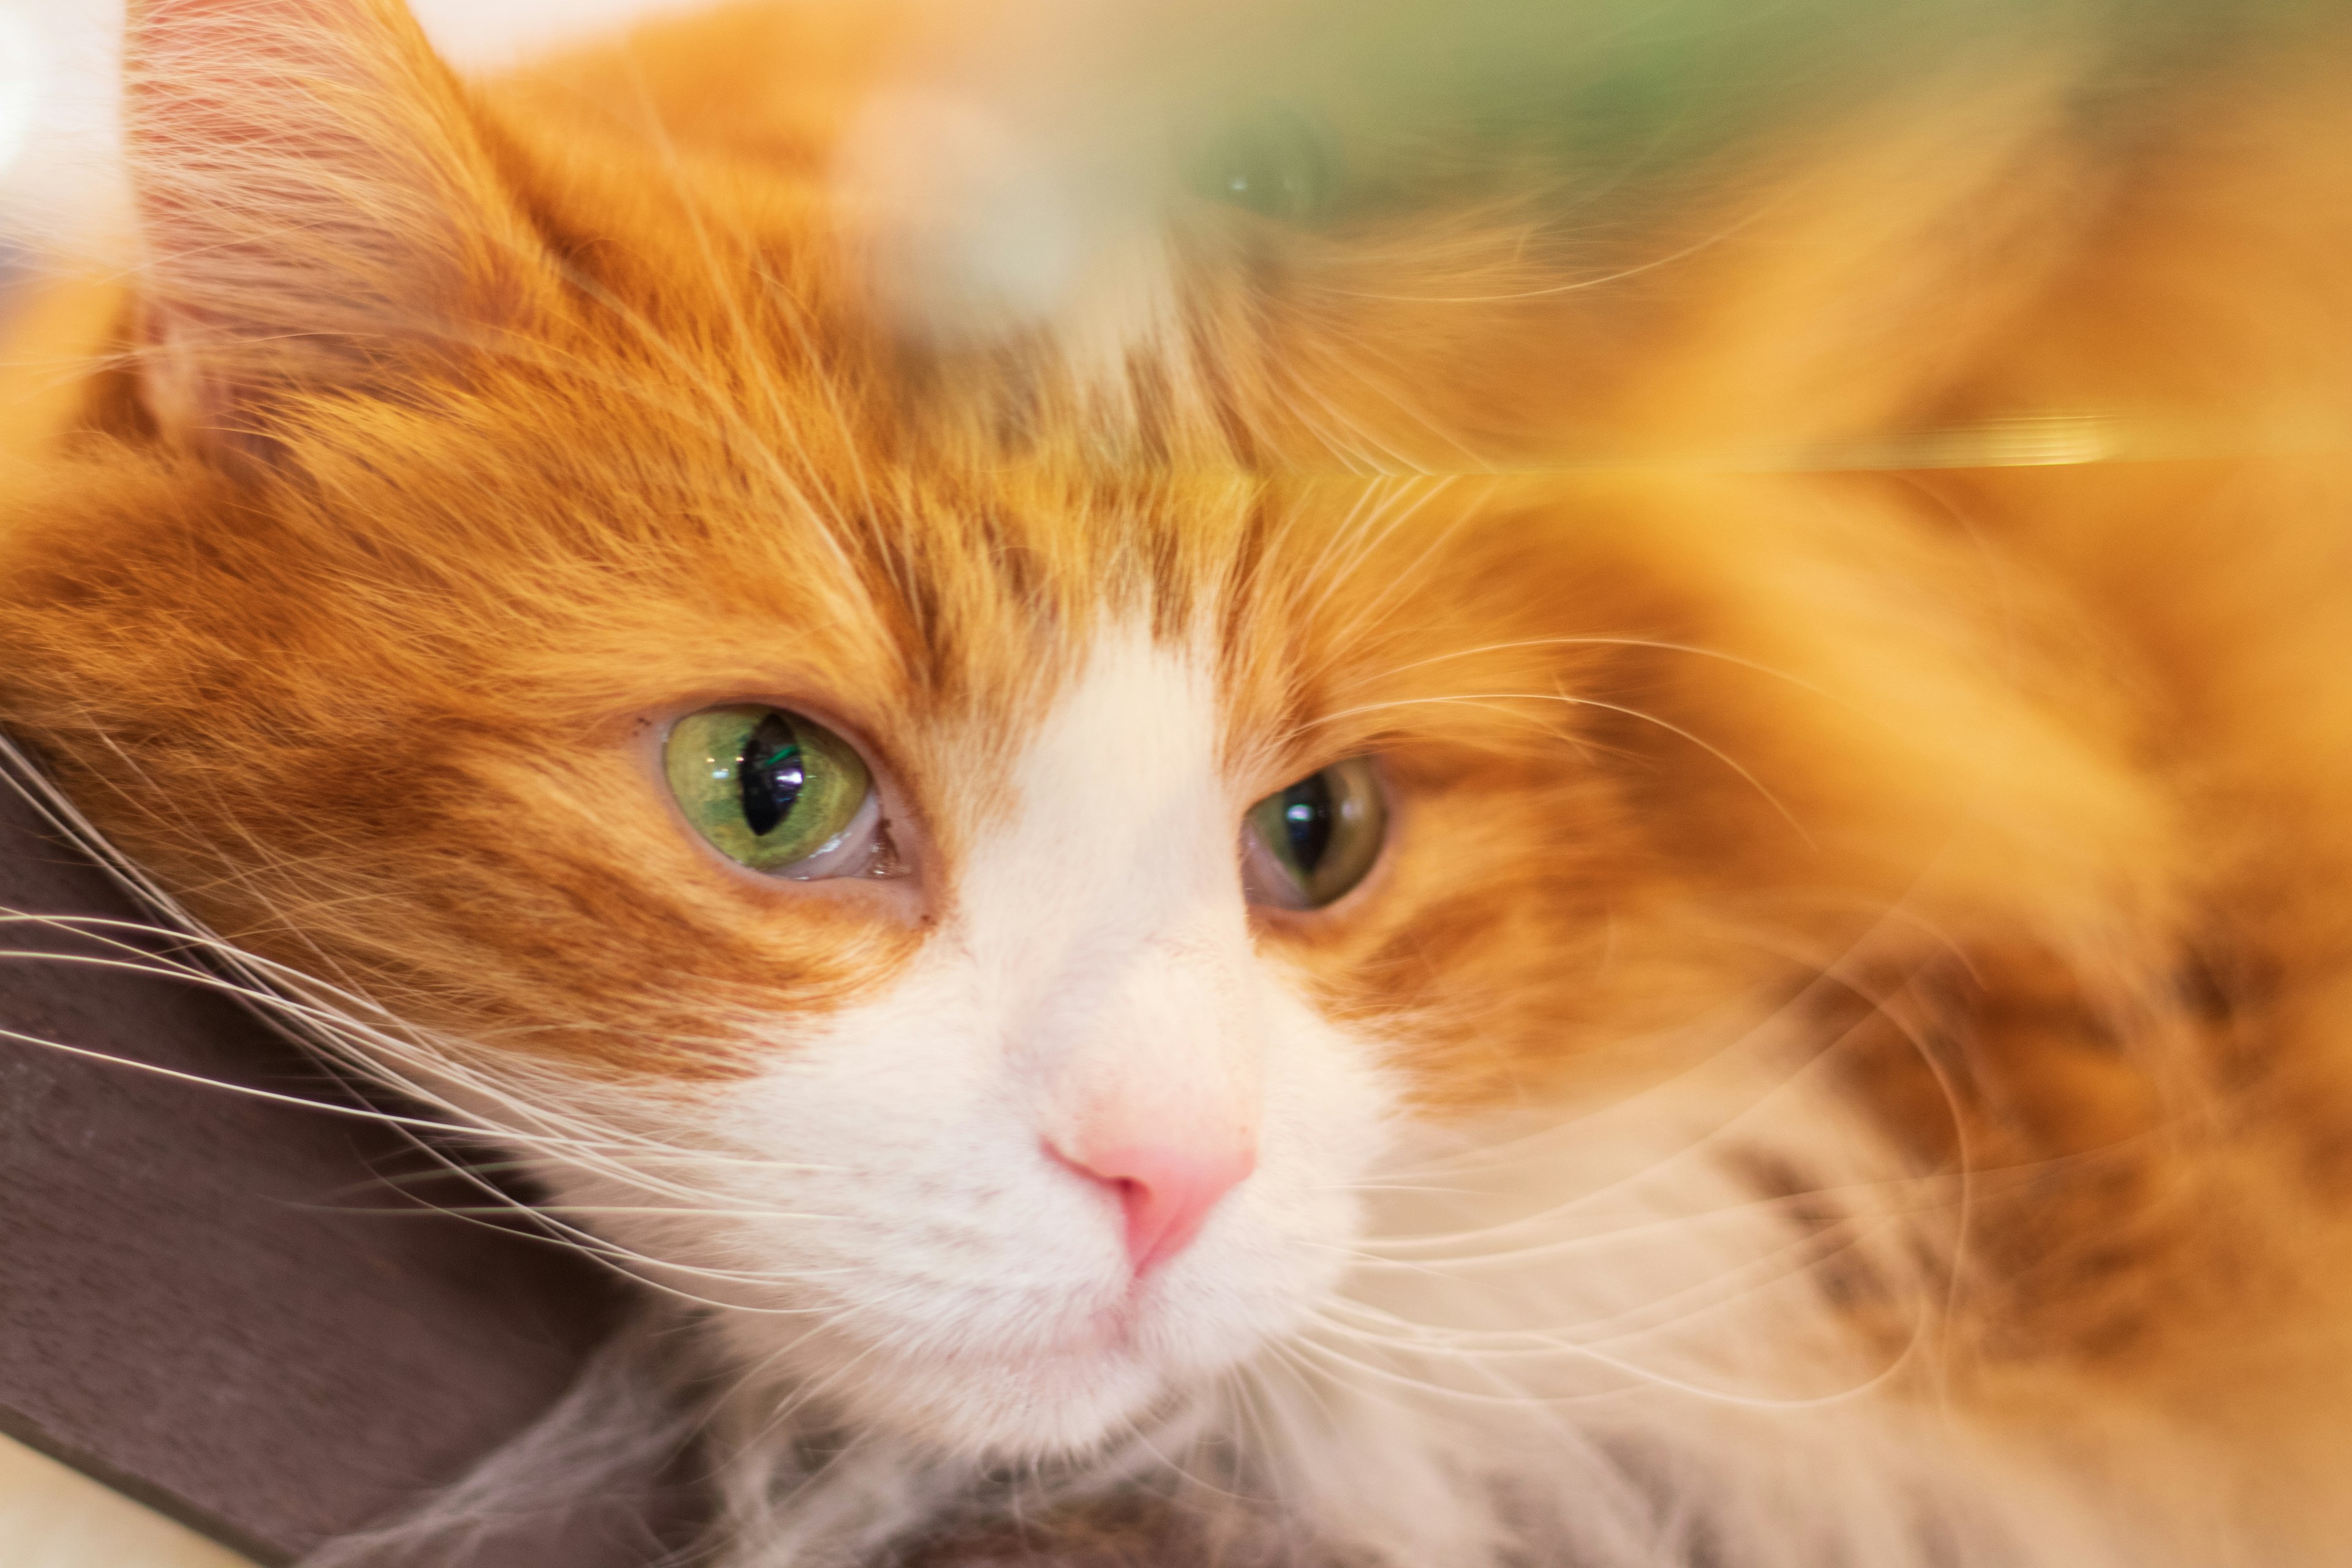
top-left (5, 0), bottom-right (2352, 1556)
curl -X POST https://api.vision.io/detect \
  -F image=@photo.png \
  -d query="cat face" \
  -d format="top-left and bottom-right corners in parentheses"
top-left (0, 0), bottom-right (2187, 1483)
top-left (2, 386), bottom-right (1659, 1453)
top-left (549, 630), bottom-right (1389, 1453)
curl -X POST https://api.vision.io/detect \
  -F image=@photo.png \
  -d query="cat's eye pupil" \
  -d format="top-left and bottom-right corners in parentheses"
top-left (1276, 776), bottom-right (1336, 873)
top-left (738, 712), bottom-right (806, 836)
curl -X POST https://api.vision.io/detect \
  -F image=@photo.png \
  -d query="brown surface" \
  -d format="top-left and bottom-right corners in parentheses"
top-left (0, 760), bottom-right (673, 1565)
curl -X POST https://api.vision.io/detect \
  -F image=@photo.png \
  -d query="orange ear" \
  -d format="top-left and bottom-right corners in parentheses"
top-left (122, 0), bottom-right (550, 453)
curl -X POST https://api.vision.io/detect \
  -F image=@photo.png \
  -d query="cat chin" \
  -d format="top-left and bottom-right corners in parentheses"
top-left (856, 1278), bottom-right (1317, 1457)
top-left (767, 1314), bottom-right (1200, 1459)
top-left (711, 1241), bottom-right (1318, 1460)
top-left (842, 1335), bottom-right (1185, 1457)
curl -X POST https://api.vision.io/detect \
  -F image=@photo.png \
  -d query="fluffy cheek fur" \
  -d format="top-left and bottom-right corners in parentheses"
top-left (527, 633), bottom-right (1391, 1457)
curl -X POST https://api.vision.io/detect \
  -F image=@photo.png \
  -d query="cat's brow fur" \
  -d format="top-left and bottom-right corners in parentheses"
top-left (5, 0), bottom-right (2352, 1562)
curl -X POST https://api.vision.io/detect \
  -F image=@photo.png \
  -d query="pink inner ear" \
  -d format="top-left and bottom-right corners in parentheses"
top-left (126, 0), bottom-right (413, 276)
top-left (121, 0), bottom-right (541, 442)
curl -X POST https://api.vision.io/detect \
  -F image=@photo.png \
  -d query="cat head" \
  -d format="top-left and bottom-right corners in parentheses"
top-left (0, 0), bottom-right (2174, 1459)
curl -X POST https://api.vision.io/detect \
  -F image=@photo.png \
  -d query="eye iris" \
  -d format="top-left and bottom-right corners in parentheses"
top-left (739, 712), bottom-right (806, 836)
top-left (1245, 757), bottom-right (1386, 910)
top-left (663, 706), bottom-right (874, 874)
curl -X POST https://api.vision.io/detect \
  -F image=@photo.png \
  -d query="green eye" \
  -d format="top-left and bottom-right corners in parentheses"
top-left (1242, 757), bottom-right (1387, 910)
top-left (664, 706), bottom-right (876, 876)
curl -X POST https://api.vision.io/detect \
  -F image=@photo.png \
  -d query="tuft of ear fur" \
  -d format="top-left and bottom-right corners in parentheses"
top-left (122, 0), bottom-right (552, 453)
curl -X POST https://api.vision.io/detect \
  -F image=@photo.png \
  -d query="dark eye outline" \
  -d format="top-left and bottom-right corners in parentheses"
top-left (1240, 756), bottom-right (1389, 911)
top-left (661, 703), bottom-right (899, 880)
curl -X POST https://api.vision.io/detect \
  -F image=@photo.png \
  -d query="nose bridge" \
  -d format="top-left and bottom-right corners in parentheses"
top-left (948, 627), bottom-right (1268, 1270)
top-left (1038, 930), bottom-right (1266, 1273)
top-left (957, 622), bottom-right (1237, 973)
top-left (1115, 925), bottom-right (1262, 1085)
top-left (970, 803), bottom-right (1251, 1069)
top-left (1022, 758), bottom-right (1232, 944)
top-left (958, 648), bottom-right (1251, 1067)
top-left (1031, 914), bottom-right (1264, 1106)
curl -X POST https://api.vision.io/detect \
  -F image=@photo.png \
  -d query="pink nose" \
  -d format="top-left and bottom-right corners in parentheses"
top-left (1049, 1140), bottom-right (1257, 1275)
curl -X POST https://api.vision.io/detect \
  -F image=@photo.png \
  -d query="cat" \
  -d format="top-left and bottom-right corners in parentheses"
top-left (6, 0), bottom-right (2352, 1563)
